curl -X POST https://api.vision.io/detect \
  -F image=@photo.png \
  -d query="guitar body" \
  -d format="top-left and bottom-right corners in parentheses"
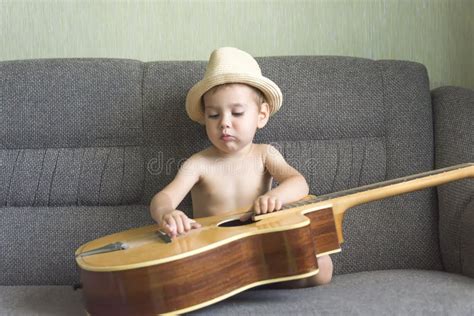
top-left (76, 206), bottom-right (340, 315)
top-left (75, 163), bottom-right (473, 315)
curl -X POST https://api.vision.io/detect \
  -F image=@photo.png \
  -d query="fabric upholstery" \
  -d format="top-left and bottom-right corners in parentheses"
top-left (4, 270), bottom-right (471, 315)
top-left (193, 270), bottom-right (474, 315)
top-left (0, 59), bottom-right (144, 149)
top-left (0, 59), bottom-right (145, 207)
top-left (141, 60), bottom-right (210, 207)
top-left (432, 86), bottom-right (474, 277)
top-left (0, 147), bottom-right (143, 207)
top-left (0, 285), bottom-right (84, 316)
top-left (0, 205), bottom-right (152, 285)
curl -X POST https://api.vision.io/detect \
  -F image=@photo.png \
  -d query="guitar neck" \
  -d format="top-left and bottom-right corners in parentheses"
top-left (328, 163), bottom-right (474, 242)
top-left (255, 163), bottom-right (474, 243)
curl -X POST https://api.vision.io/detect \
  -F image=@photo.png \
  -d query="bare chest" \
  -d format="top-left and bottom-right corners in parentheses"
top-left (191, 158), bottom-right (272, 216)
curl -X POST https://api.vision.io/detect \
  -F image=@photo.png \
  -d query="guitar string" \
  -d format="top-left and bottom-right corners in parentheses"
top-left (100, 164), bottom-right (471, 250)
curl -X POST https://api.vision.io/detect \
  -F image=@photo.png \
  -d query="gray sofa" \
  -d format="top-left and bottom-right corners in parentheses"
top-left (1, 56), bottom-right (473, 315)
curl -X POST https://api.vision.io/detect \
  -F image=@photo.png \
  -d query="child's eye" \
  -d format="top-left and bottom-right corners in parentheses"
top-left (207, 114), bottom-right (219, 119)
top-left (233, 112), bottom-right (244, 117)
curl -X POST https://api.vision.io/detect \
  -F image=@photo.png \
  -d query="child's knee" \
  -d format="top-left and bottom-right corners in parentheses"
top-left (312, 271), bottom-right (332, 286)
top-left (257, 255), bottom-right (333, 289)
top-left (279, 255), bottom-right (333, 288)
top-left (318, 255), bottom-right (333, 271)
top-left (313, 255), bottom-right (334, 285)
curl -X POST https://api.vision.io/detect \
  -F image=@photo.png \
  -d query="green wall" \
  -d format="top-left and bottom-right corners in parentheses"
top-left (1, 0), bottom-right (473, 89)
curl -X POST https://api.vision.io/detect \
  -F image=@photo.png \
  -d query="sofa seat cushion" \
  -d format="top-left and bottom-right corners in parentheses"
top-left (1, 270), bottom-right (473, 315)
top-left (0, 285), bottom-right (84, 316)
top-left (194, 270), bottom-right (474, 315)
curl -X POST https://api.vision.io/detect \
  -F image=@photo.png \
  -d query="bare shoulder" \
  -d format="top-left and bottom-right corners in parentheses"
top-left (255, 143), bottom-right (284, 162)
top-left (252, 144), bottom-right (291, 174)
top-left (259, 143), bottom-right (302, 180)
top-left (188, 147), bottom-right (220, 163)
top-left (252, 143), bottom-right (276, 157)
top-left (178, 147), bottom-right (215, 175)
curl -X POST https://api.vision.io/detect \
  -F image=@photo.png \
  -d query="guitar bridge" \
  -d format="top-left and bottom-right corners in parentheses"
top-left (76, 242), bottom-right (129, 257)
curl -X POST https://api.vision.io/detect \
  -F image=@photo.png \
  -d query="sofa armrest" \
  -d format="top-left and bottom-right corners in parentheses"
top-left (432, 86), bottom-right (474, 277)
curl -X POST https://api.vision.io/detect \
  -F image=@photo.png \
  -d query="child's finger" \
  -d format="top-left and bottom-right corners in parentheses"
top-left (163, 224), bottom-right (172, 236)
top-left (181, 214), bottom-right (191, 231)
top-left (190, 220), bottom-right (202, 229)
top-left (239, 212), bottom-right (252, 222)
top-left (254, 200), bottom-right (261, 214)
top-left (164, 220), bottom-right (176, 237)
top-left (267, 197), bottom-right (276, 212)
top-left (259, 197), bottom-right (268, 213)
top-left (173, 214), bottom-right (185, 234)
top-left (275, 199), bottom-right (283, 211)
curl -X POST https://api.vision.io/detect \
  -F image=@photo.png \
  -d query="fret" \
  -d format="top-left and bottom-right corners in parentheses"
top-left (254, 163), bottom-right (473, 243)
top-left (286, 163), bottom-right (474, 209)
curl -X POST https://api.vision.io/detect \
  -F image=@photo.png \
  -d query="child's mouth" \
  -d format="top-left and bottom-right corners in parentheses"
top-left (221, 134), bottom-right (235, 141)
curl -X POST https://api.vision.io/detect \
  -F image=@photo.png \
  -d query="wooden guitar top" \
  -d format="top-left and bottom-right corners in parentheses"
top-left (76, 208), bottom-right (312, 272)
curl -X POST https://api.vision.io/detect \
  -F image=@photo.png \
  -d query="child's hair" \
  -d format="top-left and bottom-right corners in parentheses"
top-left (200, 83), bottom-right (267, 114)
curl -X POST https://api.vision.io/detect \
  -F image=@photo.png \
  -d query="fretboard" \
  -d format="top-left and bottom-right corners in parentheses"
top-left (281, 163), bottom-right (474, 211)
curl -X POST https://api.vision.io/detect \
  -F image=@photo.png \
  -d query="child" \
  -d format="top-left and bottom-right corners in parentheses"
top-left (149, 47), bottom-right (333, 286)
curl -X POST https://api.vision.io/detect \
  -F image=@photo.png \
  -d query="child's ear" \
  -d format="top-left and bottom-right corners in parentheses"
top-left (257, 104), bottom-right (270, 128)
top-left (257, 102), bottom-right (270, 128)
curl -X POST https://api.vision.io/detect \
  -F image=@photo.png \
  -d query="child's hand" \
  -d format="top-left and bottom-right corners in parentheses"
top-left (253, 194), bottom-right (283, 215)
top-left (160, 210), bottom-right (201, 238)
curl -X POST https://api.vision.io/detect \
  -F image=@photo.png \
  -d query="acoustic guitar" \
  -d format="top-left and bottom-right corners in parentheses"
top-left (75, 163), bottom-right (474, 315)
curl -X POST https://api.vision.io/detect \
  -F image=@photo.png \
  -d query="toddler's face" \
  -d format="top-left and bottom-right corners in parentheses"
top-left (202, 83), bottom-right (269, 155)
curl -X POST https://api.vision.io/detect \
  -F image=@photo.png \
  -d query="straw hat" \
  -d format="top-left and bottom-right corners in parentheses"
top-left (185, 47), bottom-right (283, 124)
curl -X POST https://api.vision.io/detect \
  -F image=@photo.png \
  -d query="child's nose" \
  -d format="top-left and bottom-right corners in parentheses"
top-left (220, 115), bottom-right (231, 128)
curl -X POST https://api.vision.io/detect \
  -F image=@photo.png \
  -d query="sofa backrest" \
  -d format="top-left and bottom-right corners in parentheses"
top-left (0, 59), bottom-right (144, 207)
top-left (0, 57), bottom-right (442, 285)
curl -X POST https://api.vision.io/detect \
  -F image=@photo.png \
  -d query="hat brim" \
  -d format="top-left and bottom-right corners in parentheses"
top-left (186, 73), bottom-right (282, 124)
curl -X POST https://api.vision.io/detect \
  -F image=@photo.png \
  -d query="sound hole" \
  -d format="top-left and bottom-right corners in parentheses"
top-left (218, 217), bottom-right (255, 227)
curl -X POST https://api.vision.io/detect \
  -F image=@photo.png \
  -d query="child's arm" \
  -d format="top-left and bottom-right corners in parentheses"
top-left (150, 158), bottom-right (201, 237)
top-left (254, 145), bottom-right (309, 214)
